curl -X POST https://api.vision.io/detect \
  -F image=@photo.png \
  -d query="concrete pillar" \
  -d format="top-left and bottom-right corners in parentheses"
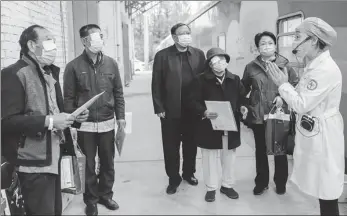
top-left (143, 13), bottom-right (149, 70)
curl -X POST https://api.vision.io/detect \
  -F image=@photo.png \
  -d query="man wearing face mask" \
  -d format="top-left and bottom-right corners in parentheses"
top-left (151, 23), bottom-right (206, 194)
top-left (268, 17), bottom-right (343, 216)
top-left (187, 48), bottom-right (247, 202)
top-left (64, 24), bottom-right (125, 215)
top-left (1, 25), bottom-right (89, 215)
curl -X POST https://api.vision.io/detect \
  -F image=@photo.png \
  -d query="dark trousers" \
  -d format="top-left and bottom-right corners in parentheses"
top-left (319, 199), bottom-right (339, 216)
top-left (251, 124), bottom-right (288, 188)
top-left (160, 114), bottom-right (197, 186)
top-left (77, 130), bottom-right (115, 205)
top-left (18, 172), bottom-right (62, 215)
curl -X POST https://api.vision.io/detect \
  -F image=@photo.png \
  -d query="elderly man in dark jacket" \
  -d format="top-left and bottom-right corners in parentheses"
top-left (187, 48), bottom-right (247, 202)
top-left (151, 23), bottom-right (206, 194)
top-left (1, 24), bottom-right (88, 215)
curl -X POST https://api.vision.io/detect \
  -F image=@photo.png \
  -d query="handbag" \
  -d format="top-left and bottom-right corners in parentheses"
top-left (61, 128), bottom-right (86, 195)
top-left (264, 106), bottom-right (291, 156)
top-left (286, 110), bottom-right (296, 155)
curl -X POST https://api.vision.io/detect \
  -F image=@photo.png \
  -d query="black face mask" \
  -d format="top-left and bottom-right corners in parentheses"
top-left (292, 36), bottom-right (312, 54)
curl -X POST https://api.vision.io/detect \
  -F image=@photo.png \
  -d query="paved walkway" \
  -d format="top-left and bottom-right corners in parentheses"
top-left (63, 72), bottom-right (347, 215)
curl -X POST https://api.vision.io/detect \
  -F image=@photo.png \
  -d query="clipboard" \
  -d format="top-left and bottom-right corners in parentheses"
top-left (70, 91), bottom-right (105, 119)
top-left (205, 101), bottom-right (238, 131)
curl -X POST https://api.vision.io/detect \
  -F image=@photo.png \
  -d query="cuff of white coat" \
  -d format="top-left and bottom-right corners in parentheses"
top-left (278, 82), bottom-right (294, 95)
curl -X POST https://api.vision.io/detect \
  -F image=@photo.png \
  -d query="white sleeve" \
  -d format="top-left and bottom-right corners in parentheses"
top-left (278, 70), bottom-right (334, 114)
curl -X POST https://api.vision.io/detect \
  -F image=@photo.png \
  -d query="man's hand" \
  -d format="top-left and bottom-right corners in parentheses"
top-left (52, 113), bottom-right (74, 130)
top-left (157, 112), bottom-right (165, 118)
top-left (267, 62), bottom-right (289, 86)
top-left (273, 96), bottom-right (283, 108)
top-left (117, 119), bottom-right (126, 130)
top-left (204, 110), bottom-right (218, 120)
top-left (240, 106), bottom-right (248, 120)
top-left (75, 109), bottom-right (89, 123)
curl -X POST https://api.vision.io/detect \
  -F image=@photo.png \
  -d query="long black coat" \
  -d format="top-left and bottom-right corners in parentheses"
top-left (151, 45), bottom-right (206, 118)
top-left (187, 69), bottom-right (247, 150)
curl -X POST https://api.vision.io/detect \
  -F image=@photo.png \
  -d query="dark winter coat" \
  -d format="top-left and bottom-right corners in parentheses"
top-left (151, 45), bottom-right (206, 118)
top-left (187, 69), bottom-right (247, 150)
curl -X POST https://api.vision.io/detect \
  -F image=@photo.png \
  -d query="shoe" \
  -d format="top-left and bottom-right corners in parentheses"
top-left (85, 204), bottom-right (98, 215)
top-left (182, 175), bottom-right (198, 186)
top-left (253, 186), bottom-right (269, 195)
top-left (98, 199), bottom-right (119, 210)
top-left (220, 187), bottom-right (239, 199)
top-left (276, 187), bottom-right (286, 195)
top-left (205, 191), bottom-right (216, 202)
top-left (166, 184), bottom-right (179, 194)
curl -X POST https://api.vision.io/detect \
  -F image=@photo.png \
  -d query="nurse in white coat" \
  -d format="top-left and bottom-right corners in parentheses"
top-left (267, 17), bottom-right (344, 216)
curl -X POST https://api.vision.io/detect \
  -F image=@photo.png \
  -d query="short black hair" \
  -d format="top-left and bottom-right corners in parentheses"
top-left (254, 31), bottom-right (277, 48)
top-left (79, 24), bottom-right (101, 38)
top-left (170, 23), bottom-right (190, 35)
top-left (19, 24), bottom-right (45, 58)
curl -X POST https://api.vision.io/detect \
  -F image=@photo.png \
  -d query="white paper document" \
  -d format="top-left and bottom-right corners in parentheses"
top-left (70, 91), bottom-right (105, 118)
top-left (205, 101), bottom-right (238, 131)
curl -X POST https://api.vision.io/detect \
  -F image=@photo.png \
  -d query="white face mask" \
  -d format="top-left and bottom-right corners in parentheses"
top-left (259, 44), bottom-right (276, 57)
top-left (177, 34), bottom-right (192, 47)
top-left (210, 56), bottom-right (228, 74)
top-left (36, 40), bottom-right (57, 66)
top-left (88, 32), bottom-right (104, 53)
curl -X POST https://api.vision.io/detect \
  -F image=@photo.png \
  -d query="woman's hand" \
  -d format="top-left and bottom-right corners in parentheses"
top-left (273, 96), bottom-right (283, 108)
top-left (240, 106), bottom-right (248, 120)
top-left (204, 110), bottom-right (218, 120)
top-left (267, 62), bottom-right (289, 86)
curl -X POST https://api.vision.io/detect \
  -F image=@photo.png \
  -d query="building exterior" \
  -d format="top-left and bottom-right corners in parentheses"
top-left (1, 0), bottom-right (134, 87)
top-left (0, 0), bottom-right (135, 211)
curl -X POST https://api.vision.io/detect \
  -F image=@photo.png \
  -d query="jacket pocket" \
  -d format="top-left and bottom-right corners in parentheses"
top-left (99, 73), bottom-right (114, 92)
top-left (78, 73), bottom-right (90, 91)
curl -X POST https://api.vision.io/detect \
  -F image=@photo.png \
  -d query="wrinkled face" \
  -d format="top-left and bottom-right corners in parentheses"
top-left (258, 36), bottom-right (276, 57)
top-left (27, 28), bottom-right (56, 57)
top-left (292, 27), bottom-right (317, 58)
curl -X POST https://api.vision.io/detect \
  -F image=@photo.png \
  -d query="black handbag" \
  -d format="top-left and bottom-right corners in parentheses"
top-left (1, 156), bottom-right (15, 190)
top-left (4, 172), bottom-right (26, 216)
top-left (286, 110), bottom-right (296, 155)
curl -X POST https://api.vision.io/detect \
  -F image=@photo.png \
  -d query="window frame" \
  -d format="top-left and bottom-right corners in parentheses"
top-left (276, 11), bottom-right (304, 64)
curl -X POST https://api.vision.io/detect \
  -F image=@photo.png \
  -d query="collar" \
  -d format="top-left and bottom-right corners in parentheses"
top-left (204, 68), bottom-right (236, 80)
top-left (169, 44), bottom-right (192, 56)
top-left (22, 54), bottom-right (60, 78)
top-left (82, 50), bottom-right (103, 66)
top-left (306, 50), bottom-right (330, 71)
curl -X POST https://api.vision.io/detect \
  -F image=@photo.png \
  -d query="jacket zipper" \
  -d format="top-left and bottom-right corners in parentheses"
top-left (94, 67), bottom-right (99, 132)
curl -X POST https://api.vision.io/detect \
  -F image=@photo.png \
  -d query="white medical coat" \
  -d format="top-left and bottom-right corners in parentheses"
top-left (279, 50), bottom-right (344, 200)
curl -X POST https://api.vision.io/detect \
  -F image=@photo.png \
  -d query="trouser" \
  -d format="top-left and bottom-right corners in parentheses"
top-left (77, 130), bottom-right (115, 205)
top-left (319, 199), bottom-right (339, 216)
top-left (18, 172), bottom-right (62, 215)
top-left (251, 124), bottom-right (288, 188)
top-left (201, 135), bottom-right (237, 191)
top-left (160, 115), bottom-right (197, 186)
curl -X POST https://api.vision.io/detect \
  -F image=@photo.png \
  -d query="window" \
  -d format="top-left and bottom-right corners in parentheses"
top-left (276, 11), bottom-right (304, 69)
top-left (217, 34), bottom-right (226, 51)
top-left (277, 12), bottom-right (304, 35)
